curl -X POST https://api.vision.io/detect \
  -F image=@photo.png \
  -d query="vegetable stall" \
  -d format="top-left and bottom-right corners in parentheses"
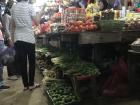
top-left (34, 0), bottom-right (140, 104)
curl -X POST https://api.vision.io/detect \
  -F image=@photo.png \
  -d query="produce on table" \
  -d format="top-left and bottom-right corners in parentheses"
top-left (43, 69), bottom-right (56, 78)
top-left (124, 17), bottom-right (140, 30)
top-left (36, 47), bottom-right (48, 56)
top-left (62, 7), bottom-right (85, 23)
top-left (36, 47), bottom-right (101, 77)
top-left (85, 16), bottom-right (98, 31)
top-left (46, 81), bottom-right (78, 105)
top-left (65, 17), bottom-right (97, 32)
top-left (36, 47), bottom-right (49, 73)
top-left (50, 12), bottom-right (61, 23)
top-left (53, 55), bottom-right (101, 76)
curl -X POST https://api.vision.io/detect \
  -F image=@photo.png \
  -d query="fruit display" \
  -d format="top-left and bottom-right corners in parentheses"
top-left (124, 17), bottom-right (140, 30)
top-left (86, 3), bottom-right (100, 17)
top-left (33, 22), bottom-right (51, 35)
top-left (50, 12), bottom-right (61, 22)
top-left (46, 81), bottom-right (79, 105)
top-left (65, 17), bottom-right (98, 32)
top-left (85, 16), bottom-right (98, 31)
top-left (62, 7), bottom-right (86, 23)
top-left (65, 21), bottom-right (84, 32)
top-left (33, 11), bottom-right (62, 35)
top-left (50, 23), bottom-right (66, 33)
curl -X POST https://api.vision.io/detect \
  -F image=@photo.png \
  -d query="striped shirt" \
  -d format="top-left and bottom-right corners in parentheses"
top-left (11, 1), bottom-right (36, 44)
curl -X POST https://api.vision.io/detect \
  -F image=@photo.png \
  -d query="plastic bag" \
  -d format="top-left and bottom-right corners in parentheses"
top-left (0, 46), bottom-right (15, 66)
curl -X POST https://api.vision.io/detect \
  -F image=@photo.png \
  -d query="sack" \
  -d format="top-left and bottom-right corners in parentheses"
top-left (0, 47), bottom-right (15, 66)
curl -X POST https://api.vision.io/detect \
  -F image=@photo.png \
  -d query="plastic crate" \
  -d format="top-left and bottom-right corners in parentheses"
top-left (44, 79), bottom-right (80, 104)
top-left (99, 20), bottom-right (124, 32)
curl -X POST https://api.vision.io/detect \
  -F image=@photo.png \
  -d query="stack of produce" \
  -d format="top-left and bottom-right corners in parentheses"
top-left (62, 7), bottom-right (86, 23)
top-left (65, 17), bottom-right (97, 32)
top-left (52, 55), bottom-right (101, 77)
top-left (50, 12), bottom-right (61, 23)
top-left (124, 17), bottom-right (140, 31)
top-left (36, 47), bottom-right (49, 73)
top-left (46, 81), bottom-right (79, 105)
top-left (86, 2), bottom-right (100, 17)
top-left (50, 23), bottom-right (65, 33)
top-left (33, 21), bottom-right (52, 35)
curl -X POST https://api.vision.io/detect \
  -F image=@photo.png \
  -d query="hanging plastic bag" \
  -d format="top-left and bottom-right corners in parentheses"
top-left (0, 46), bottom-right (15, 66)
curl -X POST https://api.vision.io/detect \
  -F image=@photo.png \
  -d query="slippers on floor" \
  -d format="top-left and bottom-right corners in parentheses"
top-left (23, 87), bottom-right (29, 91)
top-left (29, 83), bottom-right (41, 91)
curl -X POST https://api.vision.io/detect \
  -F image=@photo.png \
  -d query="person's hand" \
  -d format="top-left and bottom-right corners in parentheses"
top-left (7, 38), bottom-right (13, 47)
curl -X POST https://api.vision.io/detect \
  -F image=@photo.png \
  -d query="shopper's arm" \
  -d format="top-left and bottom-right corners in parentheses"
top-left (11, 18), bottom-right (15, 42)
top-left (31, 4), bottom-right (46, 26)
top-left (4, 15), bottom-right (11, 40)
top-left (10, 5), bottom-right (16, 44)
top-left (7, 18), bottom-right (16, 47)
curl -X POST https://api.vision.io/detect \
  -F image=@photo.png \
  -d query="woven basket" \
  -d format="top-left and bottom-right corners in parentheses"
top-left (99, 20), bottom-right (124, 32)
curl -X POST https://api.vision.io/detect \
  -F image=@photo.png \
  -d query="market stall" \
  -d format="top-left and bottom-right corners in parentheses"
top-left (34, 0), bottom-right (140, 103)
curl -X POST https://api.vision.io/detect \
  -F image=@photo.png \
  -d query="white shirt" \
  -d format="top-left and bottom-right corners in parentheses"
top-left (11, 1), bottom-right (36, 44)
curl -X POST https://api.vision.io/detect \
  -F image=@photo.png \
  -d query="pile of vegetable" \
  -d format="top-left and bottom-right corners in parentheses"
top-left (36, 47), bottom-right (49, 72)
top-left (46, 81), bottom-right (79, 105)
top-left (36, 47), bottom-right (101, 77)
top-left (52, 55), bottom-right (101, 76)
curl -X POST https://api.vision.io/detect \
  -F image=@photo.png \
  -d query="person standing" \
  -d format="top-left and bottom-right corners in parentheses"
top-left (2, 0), bottom-right (18, 80)
top-left (10, 0), bottom-right (46, 90)
top-left (0, 0), bottom-right (6, 22)
top-left (0, 22), bottom-right (10, 90)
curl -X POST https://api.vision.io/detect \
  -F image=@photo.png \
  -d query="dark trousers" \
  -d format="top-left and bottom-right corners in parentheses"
top-left (14, 41), bottom-right (35, 87)
top-left (6, 47), bottom-right (18, 76)
top-left (7, 62), bottom-right (17, 77)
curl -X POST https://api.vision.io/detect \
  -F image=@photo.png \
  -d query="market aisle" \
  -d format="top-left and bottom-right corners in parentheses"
top-left (0, 67), bottom-right (49, 105)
